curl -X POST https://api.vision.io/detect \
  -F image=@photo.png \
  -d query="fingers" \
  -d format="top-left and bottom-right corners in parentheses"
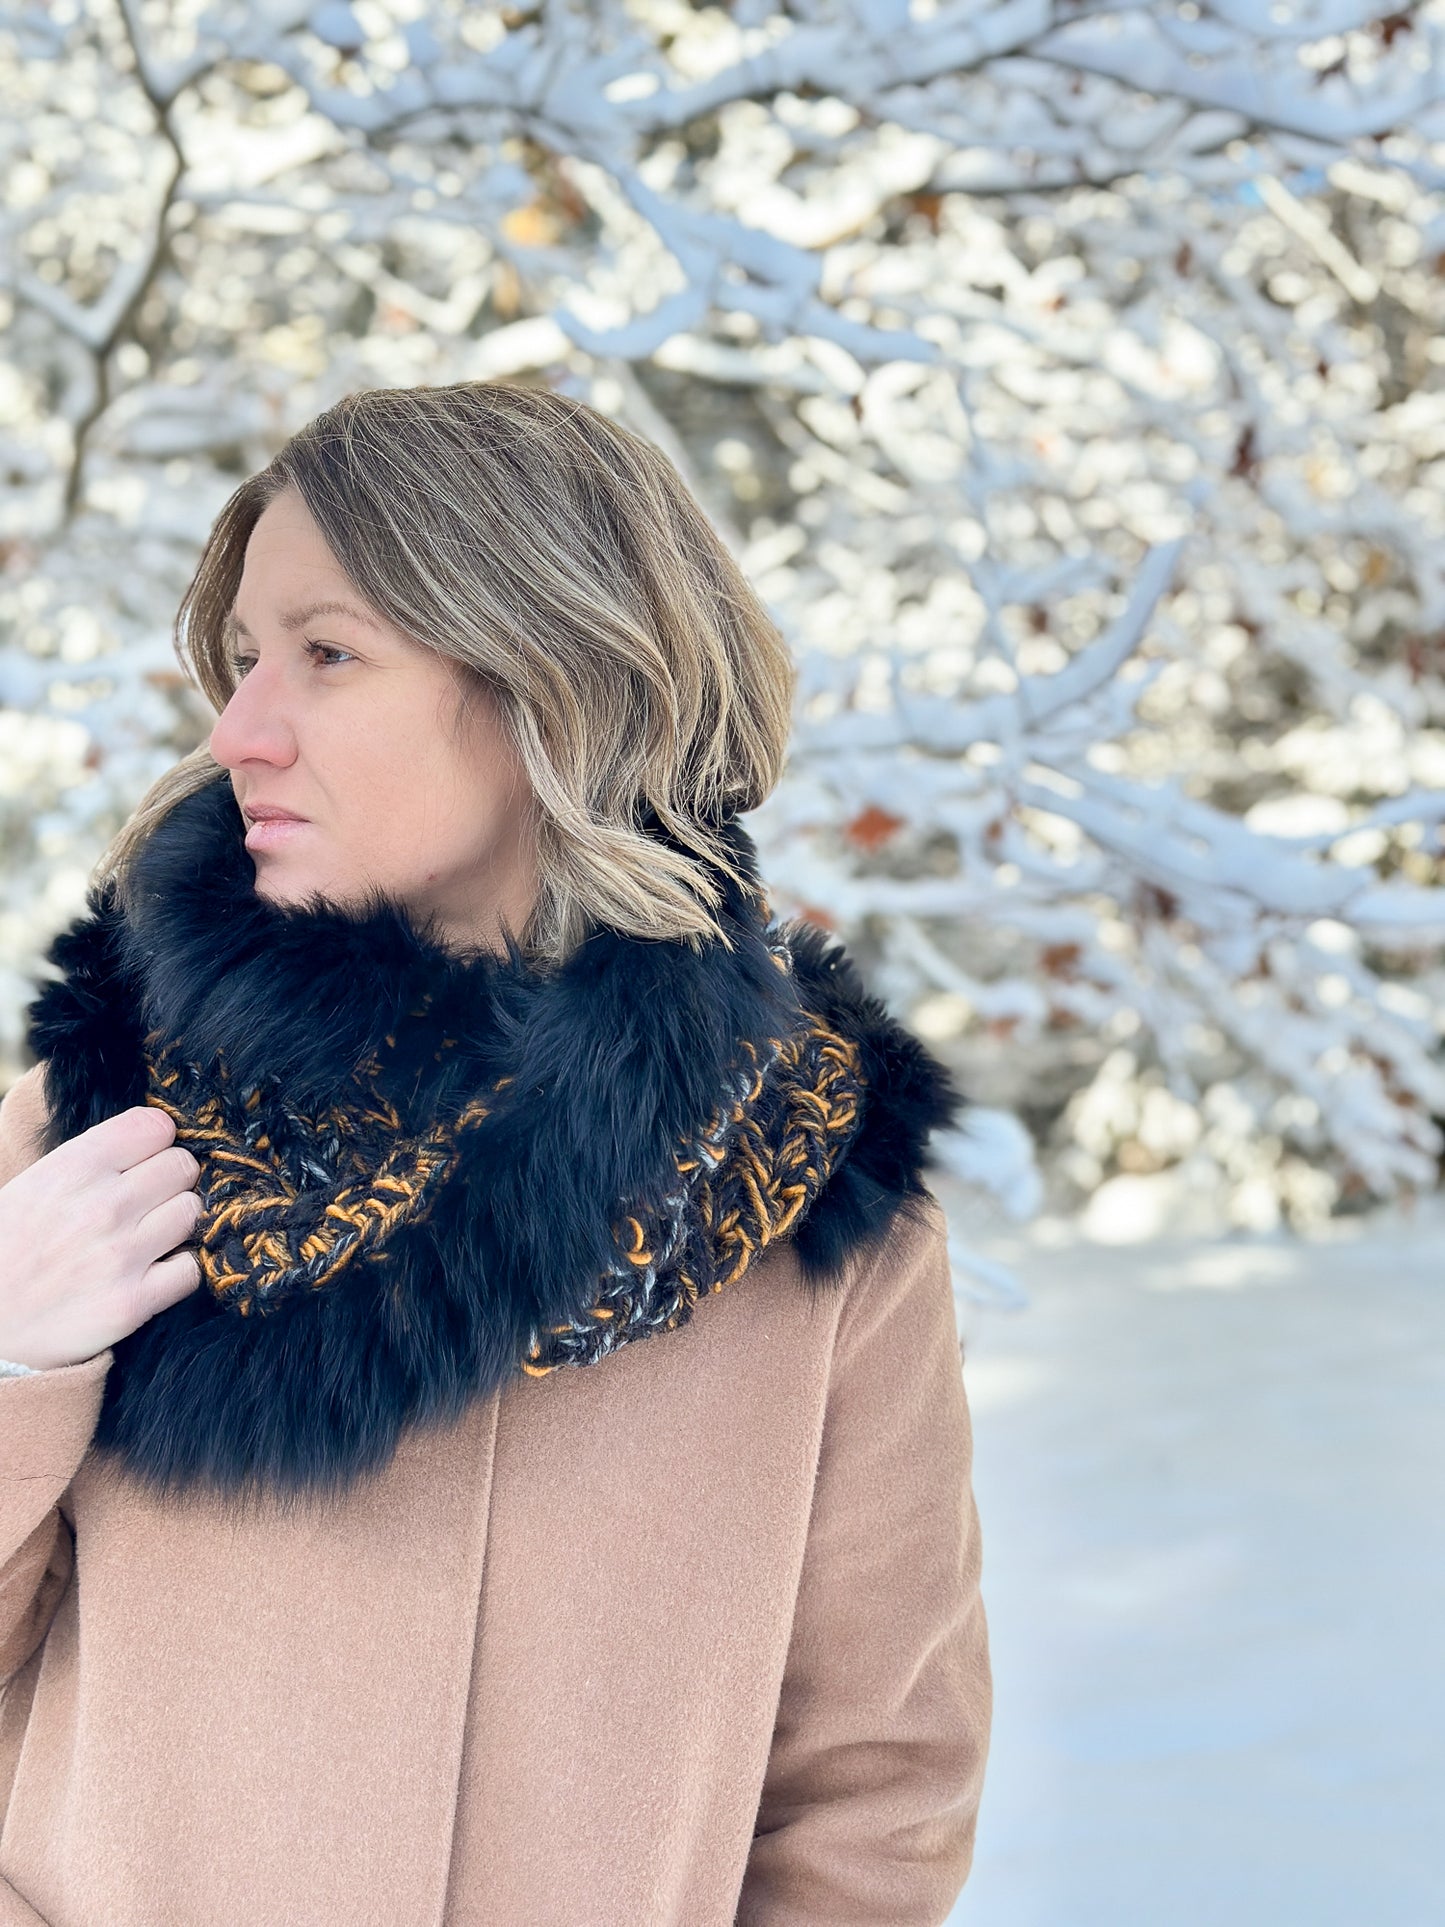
top-left (139, 1243), bottom-right (205, 1319)
top-left (65, 1103), bottom-right (182, 1177)
top-left (135, 1186), bottom-right (205, 1268)
top-left (125, 1140), bottom-right (203, 1219)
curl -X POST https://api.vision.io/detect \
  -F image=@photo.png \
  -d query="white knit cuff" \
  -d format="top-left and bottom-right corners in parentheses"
top-left (0, 1358), bottom-right (39, 1377)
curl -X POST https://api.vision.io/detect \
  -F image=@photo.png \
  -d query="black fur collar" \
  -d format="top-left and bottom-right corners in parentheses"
top-left (24, 774), bottom-right (962, 1502)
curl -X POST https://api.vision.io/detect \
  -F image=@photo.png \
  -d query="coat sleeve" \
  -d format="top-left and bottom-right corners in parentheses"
top-left (736, 1189), bottom-right (993, 1927)
top-left (0, 1064), bottom-right (113, 1690)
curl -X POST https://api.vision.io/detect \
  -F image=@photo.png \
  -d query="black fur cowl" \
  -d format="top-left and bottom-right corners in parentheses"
top-left (22, 774), bottom-right (964, 1503)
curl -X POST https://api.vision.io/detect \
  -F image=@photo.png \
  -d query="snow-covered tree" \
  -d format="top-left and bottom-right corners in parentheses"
top-left (5, 1), bottom-right (1445, 1284)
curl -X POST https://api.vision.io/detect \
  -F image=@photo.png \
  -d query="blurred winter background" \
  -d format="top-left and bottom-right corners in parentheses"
top-left (2, 1), bottom-right (1442, 1920)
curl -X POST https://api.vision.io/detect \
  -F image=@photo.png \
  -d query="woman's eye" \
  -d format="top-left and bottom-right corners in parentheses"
top-left (227, 642), bottom-right (353, 675)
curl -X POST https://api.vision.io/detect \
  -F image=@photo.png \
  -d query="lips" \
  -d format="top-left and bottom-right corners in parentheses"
top-left (243, 807), bottom-right (310, 853)
top-left (243, 806), bottom-right (308, 824)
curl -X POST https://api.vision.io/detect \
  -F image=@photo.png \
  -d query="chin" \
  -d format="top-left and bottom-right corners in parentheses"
top-left (250, 857), bottom-right (377, 920)
top-left (250, 863), bottom-right (315, 904)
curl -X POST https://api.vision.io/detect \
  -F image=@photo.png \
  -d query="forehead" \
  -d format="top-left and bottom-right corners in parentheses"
top-left (225, 599), bottom-right (384, 640)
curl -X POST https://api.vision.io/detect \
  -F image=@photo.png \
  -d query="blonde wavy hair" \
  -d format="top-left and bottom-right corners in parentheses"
top-left (96, 380), bottom-right (797, 964)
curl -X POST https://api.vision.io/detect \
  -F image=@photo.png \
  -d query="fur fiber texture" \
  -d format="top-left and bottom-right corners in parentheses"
top-left (24, 775), bottom-right (966, 1502)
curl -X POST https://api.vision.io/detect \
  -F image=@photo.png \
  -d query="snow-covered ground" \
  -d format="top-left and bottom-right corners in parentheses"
top-left (942, 1182), bottom-right (1445, 1927)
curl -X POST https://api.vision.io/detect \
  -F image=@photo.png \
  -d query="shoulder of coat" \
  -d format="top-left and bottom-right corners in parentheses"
top-left (0, 1062), bottom-right (51, 1189)
top-left (830, 1182), bottom-right (950, 1318)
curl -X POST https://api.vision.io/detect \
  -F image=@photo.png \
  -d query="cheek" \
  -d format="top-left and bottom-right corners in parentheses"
top-left (328, 695), bottom-right (437, 807)
top-left (299, 714), bottom-right (430, 879)
top-left (313, 679), bottom-right (525, 879)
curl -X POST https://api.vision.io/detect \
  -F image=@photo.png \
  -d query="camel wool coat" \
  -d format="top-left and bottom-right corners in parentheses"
top-left (0, 1065), bottom-right (992, 1926)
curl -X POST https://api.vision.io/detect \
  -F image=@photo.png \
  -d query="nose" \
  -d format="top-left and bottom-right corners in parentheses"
top-left (208, 659), bottom-right (299, 773)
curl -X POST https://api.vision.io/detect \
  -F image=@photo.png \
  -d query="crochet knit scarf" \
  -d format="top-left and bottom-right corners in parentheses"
top-left (25, 774), bottom-right (962, 1502)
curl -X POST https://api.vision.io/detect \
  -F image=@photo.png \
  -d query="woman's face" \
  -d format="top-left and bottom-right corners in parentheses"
top-left (207, 486), bottom-right (537, 954)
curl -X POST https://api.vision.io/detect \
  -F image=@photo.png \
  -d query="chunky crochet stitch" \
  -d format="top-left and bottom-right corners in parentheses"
top-left (140, 944), bottom-right (866, 1374)
top-left (25, 773), bottom-right (963, 1501)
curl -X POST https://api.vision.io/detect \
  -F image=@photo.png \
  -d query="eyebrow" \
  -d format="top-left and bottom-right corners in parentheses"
top-left (226, 599), bottom-right (383, 640)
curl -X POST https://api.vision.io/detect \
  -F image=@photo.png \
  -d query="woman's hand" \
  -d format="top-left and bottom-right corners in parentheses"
top-left (0, 1097), bottom-right (204, 1372)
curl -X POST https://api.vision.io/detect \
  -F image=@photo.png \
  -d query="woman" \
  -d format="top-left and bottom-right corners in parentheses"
top-left (0, 381), bottom-right (992, 1924)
